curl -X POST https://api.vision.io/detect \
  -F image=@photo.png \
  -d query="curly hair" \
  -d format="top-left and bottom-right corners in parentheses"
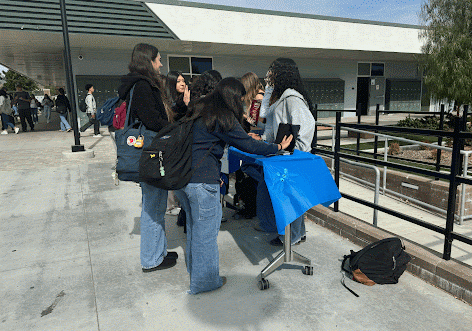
top-left (268, 58), bottom-right (314, 115)
top-left (190, 70), bottom-right (222, 100)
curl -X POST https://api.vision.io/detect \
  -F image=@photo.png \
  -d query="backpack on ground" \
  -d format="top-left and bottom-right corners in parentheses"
top-left (139, 118), bottom-right (215, 190)
top-left (113, 100), bottom-right (127, 129)
top-left (97, 96), bottom-right (120, 126)
top-left (341, 237), bottom-right (411, 296)
top-left (78, 96), bottom-right (87, 113)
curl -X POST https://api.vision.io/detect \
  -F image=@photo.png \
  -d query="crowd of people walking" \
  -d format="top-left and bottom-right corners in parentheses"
top-left (113, 43), bottom-right (315, 295)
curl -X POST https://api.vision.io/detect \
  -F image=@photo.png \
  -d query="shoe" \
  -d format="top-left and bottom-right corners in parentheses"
top-left (254, 224), bottom-right (265, 232)
top-left (30, 128), bottom-right (34, 131)
top-left (269, 236), bottom-right (307, 247)
top-left (93, 134), bottom-right (102, 137)
top-left (166, 207), bottom-right (181, 216)
top-left (221, 276), bottom-right (227, 287)
top-left (142, 256), bottom-right (176, 272)
top-left (167, 251), bottom-right (178, 259)
top-left (59, 129), bottom-right (66, 132)
top-left (67, 128), bottom-right (72, 132)
top-left (1, 130), bottom-right (8, 135)
top-left (14, 127), bottom-right (19, 134)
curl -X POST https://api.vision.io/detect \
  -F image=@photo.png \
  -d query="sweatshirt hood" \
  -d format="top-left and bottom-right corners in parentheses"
top-left (273, 88), bottom-right (308, 108)
top-left (118, 73), bottom-right (155, 99)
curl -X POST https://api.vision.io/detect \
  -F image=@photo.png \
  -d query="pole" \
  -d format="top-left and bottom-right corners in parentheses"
top-left (374, 104), bottom-right (380, 159)
top-left (334, 111), bottom-right (341, 212)
top-left (59, 0), bottom-right (84, 152)
top-left (356, 104), bottom-right (361, 156)
top-left (435, 104), bottom-right (445, 178)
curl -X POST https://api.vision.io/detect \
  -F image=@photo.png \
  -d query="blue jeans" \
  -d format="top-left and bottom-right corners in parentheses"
top-left (1, 113), bottom-right (15, 130)
top-left (59, 114), bottom-right (71, 131)
top-left (43, 105), bottom-right (51, 122)
top-left (140, 182), bottom-right (169, 269)
top-left (176, 183), bottom-right (224, 294)
top-left (31, 108), bottom-right (38, 122)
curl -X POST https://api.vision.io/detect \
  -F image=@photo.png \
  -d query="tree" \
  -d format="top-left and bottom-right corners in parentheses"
top-left (1, 70), bottom-right (39, 92)
top-left (420, 0), bottom-right (472, 107)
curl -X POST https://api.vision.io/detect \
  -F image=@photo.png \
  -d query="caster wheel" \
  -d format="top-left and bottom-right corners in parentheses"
top-left (303, 266), bottom-right (313, 275)
top-left (258, 278), bottom-right (270, 290)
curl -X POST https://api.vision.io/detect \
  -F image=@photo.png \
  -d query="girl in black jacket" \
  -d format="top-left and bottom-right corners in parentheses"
top-left (118, 43), bottom-right (177, 272)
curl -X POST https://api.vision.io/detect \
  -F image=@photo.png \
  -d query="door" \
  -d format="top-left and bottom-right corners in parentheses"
top-left (356, 77), bottom-right (369, 115)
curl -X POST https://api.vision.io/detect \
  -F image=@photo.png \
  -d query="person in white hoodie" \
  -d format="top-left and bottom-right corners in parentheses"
top-left (249, 58), bottom-right (316, 246)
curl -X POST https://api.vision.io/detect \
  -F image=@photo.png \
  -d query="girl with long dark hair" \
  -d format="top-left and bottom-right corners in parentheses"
top-left (118, 43), bottom-right (177, 272)
top-left (251, 58), bottom-right (315, 246)
top-left (175, 77), bottom-right (292, 294)
top-left (41, 94), bottom-right (53, 123)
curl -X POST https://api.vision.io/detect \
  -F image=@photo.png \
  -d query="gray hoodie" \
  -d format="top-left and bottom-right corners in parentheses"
top-left (269, 88), bottom-right (315, 152)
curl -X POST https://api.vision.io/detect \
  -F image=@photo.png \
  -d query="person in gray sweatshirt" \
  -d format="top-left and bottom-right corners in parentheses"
top-left (250, 58), bottom-right (316, 246)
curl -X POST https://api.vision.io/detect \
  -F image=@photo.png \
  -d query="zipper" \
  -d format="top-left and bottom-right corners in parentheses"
top-left (159, 151), bottom-right (165, 177)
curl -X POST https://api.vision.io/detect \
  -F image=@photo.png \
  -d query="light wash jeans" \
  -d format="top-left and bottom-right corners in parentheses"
top-left (176, 183), bottom-right (224, 294)
top-left (59, 114), bottom-right (71, 131)
top-left (140, 182), bottom-right (169, 269)
top-left (43, 105), bottom-right (51, 122)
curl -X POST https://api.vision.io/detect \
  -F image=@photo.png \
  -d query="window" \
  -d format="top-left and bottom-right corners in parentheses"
top-left (358, 62), bottom-right (385, 77)
top-left (168, 56), bottom-right (213, 81)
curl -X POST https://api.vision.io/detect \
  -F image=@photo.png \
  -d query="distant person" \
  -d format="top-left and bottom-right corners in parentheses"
top-left (41, 94), bottom-right (53, 123)
top-left (55, 88), bottom-right (72, 132)
top-left (80, 84), bottom-right (101, 137)
top-left (13, 84), bottom-right (34, 132)
top-left (30, 94), bottom-right (39, 123)
top-left (0, 87), bottom-right (19, 134)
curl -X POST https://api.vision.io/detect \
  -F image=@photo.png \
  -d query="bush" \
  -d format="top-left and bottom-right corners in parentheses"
top-left (388, 142), bottom-right (401, 155)
top-left (396, 115), bottom-right (441, 130)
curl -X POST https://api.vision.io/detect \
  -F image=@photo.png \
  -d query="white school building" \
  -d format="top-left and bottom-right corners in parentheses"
top-left (0, 0), bottom-right (428, 120)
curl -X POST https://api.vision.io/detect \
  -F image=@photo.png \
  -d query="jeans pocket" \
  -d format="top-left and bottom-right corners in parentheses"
top-left (197, 183), bottom-right (219, 218)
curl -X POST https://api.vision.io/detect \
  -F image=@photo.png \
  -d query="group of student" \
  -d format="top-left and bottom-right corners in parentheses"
top-left (118, 43), bottom-right (315, 295)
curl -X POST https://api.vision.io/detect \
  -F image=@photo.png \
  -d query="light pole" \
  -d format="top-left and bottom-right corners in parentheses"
top-left (59, 0), bottom-right (84, 152)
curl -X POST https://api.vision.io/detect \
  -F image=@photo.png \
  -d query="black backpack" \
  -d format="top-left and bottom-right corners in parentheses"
top-left (78, 96), bottom-right (87, 113)
top-left (139, 118), bottom-right (215, 190)
top-left (341, 237), bottom-right (411, 296)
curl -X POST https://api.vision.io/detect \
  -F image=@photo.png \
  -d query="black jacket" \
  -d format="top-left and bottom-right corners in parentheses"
top-left (118, 73), bottom-right (168, 133)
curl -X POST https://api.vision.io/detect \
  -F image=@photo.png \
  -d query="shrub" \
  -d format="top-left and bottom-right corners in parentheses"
top-left (388, 142), bottom-right (401, 155)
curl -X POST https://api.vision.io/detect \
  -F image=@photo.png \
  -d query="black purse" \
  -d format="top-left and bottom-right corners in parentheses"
top-left (115, 84), bottom-right (158, 182)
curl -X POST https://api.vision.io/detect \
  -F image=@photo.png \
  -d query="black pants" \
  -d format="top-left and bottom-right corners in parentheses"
top-left (19, 108), bottom-right (34, 131)
top-left (80, 113), bottom-right (100, 135)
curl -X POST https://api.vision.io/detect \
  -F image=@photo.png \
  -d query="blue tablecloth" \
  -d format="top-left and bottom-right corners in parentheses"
top-left (229, 148), bottom-right (341, 234)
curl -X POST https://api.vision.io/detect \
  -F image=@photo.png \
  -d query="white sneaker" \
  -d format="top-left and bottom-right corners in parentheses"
top-left (1, 130), bottom-right (8, 135)
top-left (166, 207), bottom-right (181, 216)
top-left (93, 134), bottom-right (102, 137)
top-left (14, 127), bottom-right (19, 134)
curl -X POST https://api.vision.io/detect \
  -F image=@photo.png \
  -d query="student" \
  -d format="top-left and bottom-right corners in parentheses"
top-left (0, 88), bottom-right (19, 134)
top-left (30, 94), bottom-right (39, 123)
top-left (165, 71), bottom-right (191, 215)
top-left (41, 94), bottom-right (53, 123)
top-left (54, 88), bottom-right (72, 132)
top-left (175, 77), bottom-right (292, 294)
top-left (13, 84), bottom-right (34, 132)
top-left (79, 84), bottom-right (101, 137)
top-left (250, 58), bottom-right (316, 246)
top-left (118, 43), bottom-right (177, 272)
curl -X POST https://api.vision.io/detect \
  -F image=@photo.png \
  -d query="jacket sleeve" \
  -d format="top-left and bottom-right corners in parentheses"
top-left (284, 96), bottom-right (315, 152)
top-left (131, 80), bottom-right (169, 132)
top-left (214, 121), bottom-right (279, 156)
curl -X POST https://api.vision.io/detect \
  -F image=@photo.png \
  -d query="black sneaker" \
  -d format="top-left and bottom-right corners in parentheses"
top-left (142, 256), bottom-right (176, 272)
top-left (167, 251), bottom-right (178, 259)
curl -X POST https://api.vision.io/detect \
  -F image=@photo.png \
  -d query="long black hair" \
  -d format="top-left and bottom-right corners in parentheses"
top-left (0, 87), bottom-right (7, 98)
top-left (189, 77), bottom-right (246, 132)
top-left (166, 70), bottom-right (184, 104)
top-left (268, 58), bottom-right (314, 115)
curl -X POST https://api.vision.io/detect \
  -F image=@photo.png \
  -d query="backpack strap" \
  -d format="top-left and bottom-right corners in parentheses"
top-left (341, 253), bottom-right (360, 297)
top-left (124, 84), bottom-right (136, 128)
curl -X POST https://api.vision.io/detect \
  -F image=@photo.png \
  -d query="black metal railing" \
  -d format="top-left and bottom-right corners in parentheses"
top-left (312, 110), bottom-right (472, 260)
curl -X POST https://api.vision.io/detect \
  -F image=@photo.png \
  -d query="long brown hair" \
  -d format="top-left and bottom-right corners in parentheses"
top-left (128, 43), bottom-right (173, 121)
top-left (240, 72), bottom-right (264, 112)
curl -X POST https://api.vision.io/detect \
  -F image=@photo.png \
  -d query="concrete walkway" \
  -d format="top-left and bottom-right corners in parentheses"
top-left (1, 117), bottom-right (471, 330)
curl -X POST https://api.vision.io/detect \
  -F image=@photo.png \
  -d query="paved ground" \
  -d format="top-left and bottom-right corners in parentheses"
top-left (1, 113), bottom-right (472, 330)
